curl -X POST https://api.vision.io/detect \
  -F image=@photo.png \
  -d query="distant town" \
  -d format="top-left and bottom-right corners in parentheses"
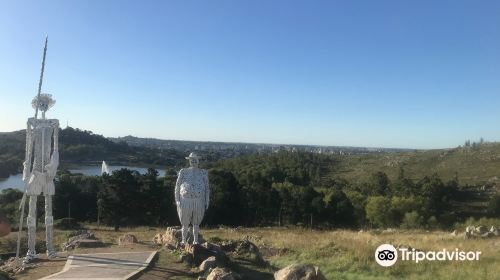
top-left (109, 135), bottom-right (413, 158)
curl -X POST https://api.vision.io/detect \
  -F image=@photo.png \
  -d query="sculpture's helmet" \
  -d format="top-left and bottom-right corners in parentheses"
top-left (32, 93), bottom-right (56, 112)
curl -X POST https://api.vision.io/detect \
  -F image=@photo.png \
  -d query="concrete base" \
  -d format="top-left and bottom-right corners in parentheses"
top-left (38, 251), bottom-right (157, 280)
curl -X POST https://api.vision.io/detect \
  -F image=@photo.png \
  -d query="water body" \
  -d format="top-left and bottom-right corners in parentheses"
top-left (0, 165), bottom-right (166, 191)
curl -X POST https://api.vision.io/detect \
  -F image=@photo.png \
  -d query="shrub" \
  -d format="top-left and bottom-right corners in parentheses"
top-left (401, 211), bottom-right (423, 229)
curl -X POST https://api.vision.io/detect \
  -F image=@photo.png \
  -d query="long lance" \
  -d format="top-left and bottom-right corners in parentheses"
top-left (16, 36), bottom-right (48, 258)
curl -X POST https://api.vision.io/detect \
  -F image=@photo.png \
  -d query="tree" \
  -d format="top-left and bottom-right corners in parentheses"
top-left (323, 190), bottom-right (355, 227)
top-left (488, 195), bottom-right (500, 216)
top-left (0, 188), bottom-right (23, 224)
top-left (390, 196), bottom-right (424, 226)
top-left (365, 196), bottom-right (392, 228)
top-left (99, 169), bottom-right (141, 231)
top-left (204, 169), bottom-right (242, 226)
top-left (360, 172), bottom-right (391, 196)
top-left (401, 211), bottom-right (423, 229)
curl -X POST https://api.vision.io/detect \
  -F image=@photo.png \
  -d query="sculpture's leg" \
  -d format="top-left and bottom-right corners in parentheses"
top-left (178, 199), bottom-right (189, 245)
top-left (192, 224), bottom-right (200, 244)
top-left (192, 201), bottom-right (205, 245)
top-left (25, 195), bottom-right (37, 263)
top-left (181, 224), bottom-right (189, 245)
top-left (45, 195), bottom-right (56, 257)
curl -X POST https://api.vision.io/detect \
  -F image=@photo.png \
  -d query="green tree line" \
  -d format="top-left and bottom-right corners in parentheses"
top-left (1, 151), bottom-right (498, 230)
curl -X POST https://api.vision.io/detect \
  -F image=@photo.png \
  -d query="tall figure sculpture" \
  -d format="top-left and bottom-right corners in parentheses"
top-left (17, 37), bottom-right (60, 263)
top-left (175, 153), bottom-right (210, 245)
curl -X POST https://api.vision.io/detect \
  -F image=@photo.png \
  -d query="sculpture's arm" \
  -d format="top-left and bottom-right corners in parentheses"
top-left (204, 170), bottom-right (210, 210)
top-left (45, 120), bottom-right (59, 179)
top-left (174, 169), bottom-right (183, 206)
top-left (22, 120), bottom-right (34, 183)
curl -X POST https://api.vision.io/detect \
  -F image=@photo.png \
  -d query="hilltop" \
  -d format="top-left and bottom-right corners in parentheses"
top-left (2, 128), bottom-right (500, 187)
top-left (329, 143), bottom-right (500, 186)
top-left (0, 127), bottom-right (186, 178)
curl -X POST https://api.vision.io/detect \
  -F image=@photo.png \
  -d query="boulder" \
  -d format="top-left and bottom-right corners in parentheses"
top-left (207, 267), bottom-right (235, 280)
top-left (0, 257), bottom-right (36, 275)
top-left (235, 239), bottom-right (266, 266)
top-left (62, 230), bottom-right (104, 251)
top-left (153, 227), bottom-right (203, 249)
top-left (184, 243), bottom-right (229, 266)
top-left (118, 233), bottom-right (138, 245)
top-left (180, 253), bottom-right (194, 266)
top-left (199, 256), bottom-right (217, 272)
top-left (382, 228), bottom-right (396, 234)
top-left (274, 264), bottom-right (326, 280)
top-left (465, 226), bottom-right (475, 234)
top-left (476, 225), bottom-right (488, 234)
top-left (490, 226), bottom-right (499, 236)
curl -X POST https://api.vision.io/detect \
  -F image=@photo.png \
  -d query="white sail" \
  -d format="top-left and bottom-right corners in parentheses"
top-left (101, 161), bottom-right (110, 175)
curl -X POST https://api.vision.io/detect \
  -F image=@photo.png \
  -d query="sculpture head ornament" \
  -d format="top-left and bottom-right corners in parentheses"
top-left (185, 152), bottom-right (200, 168)
top-left (32, 93), bottom-right (56, 114)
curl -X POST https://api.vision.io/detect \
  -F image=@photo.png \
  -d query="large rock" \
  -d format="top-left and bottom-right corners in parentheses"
top-left (185, 243), bottom-right (229, 266)
top-left (199, 256), bottom-right (217, 272)
top-left (153, 227), bottom-right (203, 249)
top-left (207, 267), bottom-right (235, 280)
top-left (118, 233), bottom-right (138, 245)
top-left (490, 226), bottom-right (499, 236)
top-left (62, 230), bottom-right (104, 250)
top-left (235, 239), bottom-right (266, 266)
top-left (465, 225), bottom-right (499, 239)
top-left (274, 264), bottom-right (326, 280)
top-left (476, 225), bottom-right (488, 234)
top-left (0, 257), bottom-right (36, 275)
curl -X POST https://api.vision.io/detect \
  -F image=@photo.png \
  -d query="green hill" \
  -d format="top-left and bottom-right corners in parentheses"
top-left (328, 143), bottom-right (500, 186)
top-left (0, 127), bottom-right (186, 178)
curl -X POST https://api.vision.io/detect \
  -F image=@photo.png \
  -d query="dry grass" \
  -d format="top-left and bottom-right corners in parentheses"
top-left (2, 227), bottom-right (499, 280)
top-left (202, 227), bottom-right (500, 280)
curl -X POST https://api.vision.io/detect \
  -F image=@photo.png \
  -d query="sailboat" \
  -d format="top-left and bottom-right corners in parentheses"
top-left (101, 161), bottom-right (110, 175)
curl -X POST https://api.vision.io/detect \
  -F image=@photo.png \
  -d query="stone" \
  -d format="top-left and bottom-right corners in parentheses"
top-left (180, 253), bottom-right (193, 266)
top-left (476, 225), bottom-right (488, 234)
top-left (199, 256), bottom-right (217, 272)
top-left (185, 244), bottom-right (228, 266)
top-left (74, 239), bottom-right (105, 248)
top-left (490, 226), bottom-right (499, 236)
top-left (465, 226), bottom-right (474, 234)
top-left (235, 239), bottom-right (266, 266)
top-left (118, 233), bottom-right (138, 245)
top-left (0, 257), bottom-right (36, 275)
top-left (153, 227), bottom-right (203, 249)
top-left (274, 264), bottom-right (326, 280)
top-left (62, 231), bottom-right (103, 251)
top-left (220, 240), bottom-right (238, 252)
top-left (465, 225), bottom-right (499, 239)
top-left (207, 267), bottom-right (235, 280)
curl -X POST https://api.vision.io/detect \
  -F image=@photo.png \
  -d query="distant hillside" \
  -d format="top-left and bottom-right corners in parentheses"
top-left (0, 127), bottom-right (186, 178)
top-left (110, 135), bottom-right (412, 155)
top-left (3, 128), bottom-right (500, 187)
top-left (328, 143), bottom-right (500, 186)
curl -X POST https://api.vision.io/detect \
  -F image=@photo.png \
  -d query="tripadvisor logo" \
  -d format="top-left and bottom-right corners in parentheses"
top-left (375, 244), bottom-right (482, 267)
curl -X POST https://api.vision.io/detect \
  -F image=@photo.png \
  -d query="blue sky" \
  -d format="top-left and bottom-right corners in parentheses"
top-left (1, 1), bottom-right (499, 149)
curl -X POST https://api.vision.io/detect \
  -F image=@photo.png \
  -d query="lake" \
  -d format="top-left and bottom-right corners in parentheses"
top-left (0, 165), bottom-right (167, 191)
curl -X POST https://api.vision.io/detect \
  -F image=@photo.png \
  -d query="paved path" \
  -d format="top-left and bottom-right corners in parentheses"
top-left (38, 251), bottom-right (157, 280)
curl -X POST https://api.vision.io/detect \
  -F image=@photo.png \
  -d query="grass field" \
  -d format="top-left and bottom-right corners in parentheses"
top-left (1, 226), bottom-right (499, 280)
top-left (329, 143), bottom-right (500, 186)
